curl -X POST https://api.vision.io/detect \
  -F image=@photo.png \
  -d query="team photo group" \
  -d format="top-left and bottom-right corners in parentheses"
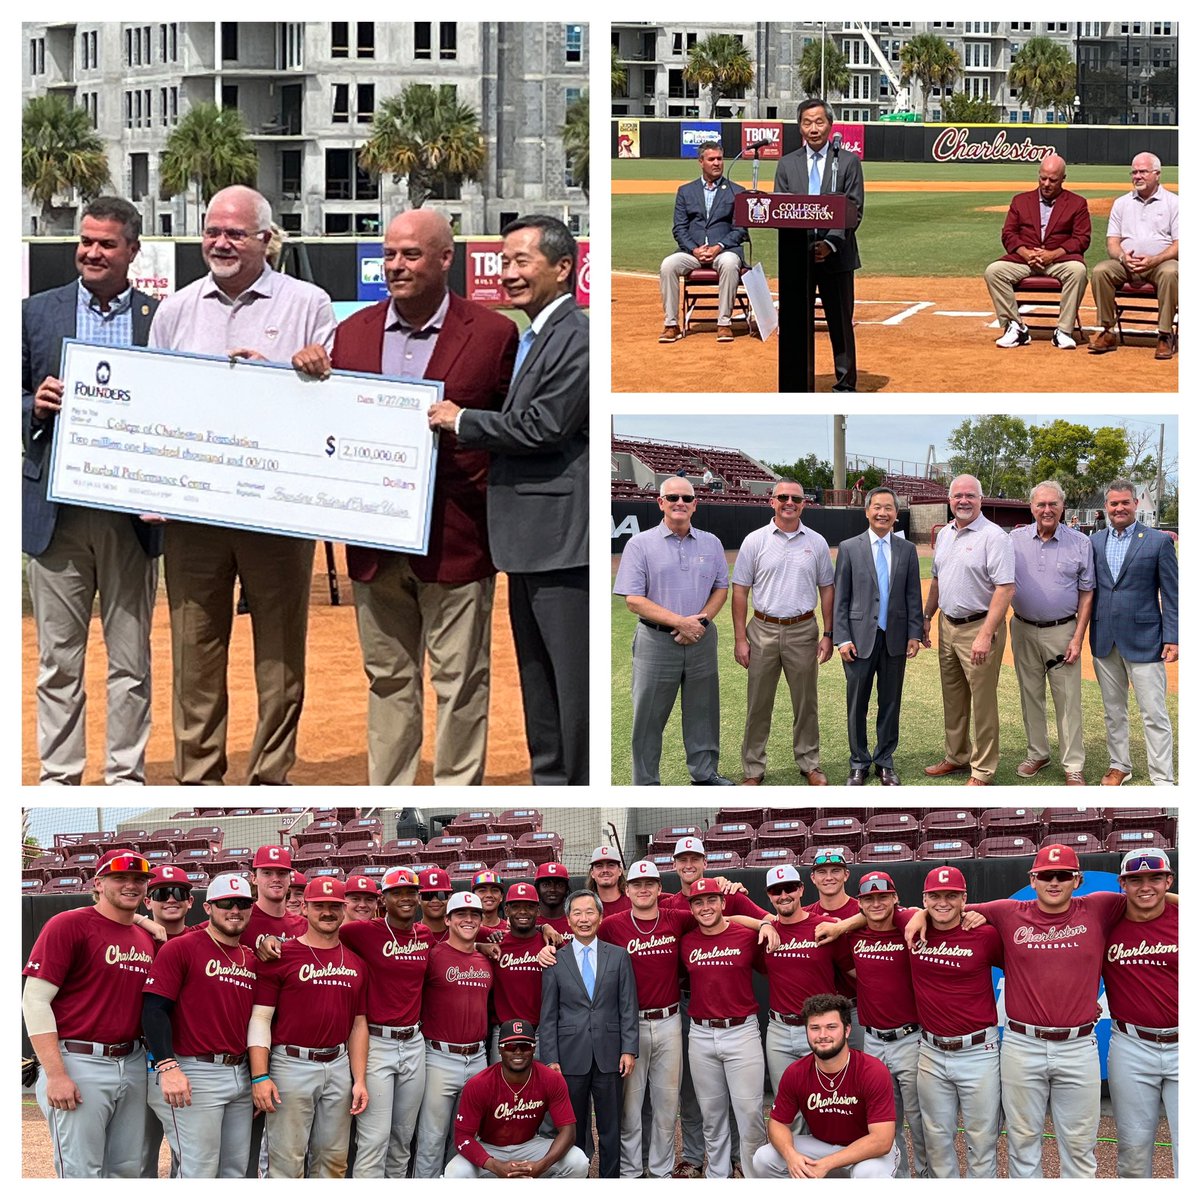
top-left (22, 829), bottom-right (1177, 1179)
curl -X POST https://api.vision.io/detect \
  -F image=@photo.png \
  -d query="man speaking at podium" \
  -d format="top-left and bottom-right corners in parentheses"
top-left (773, 100), bottom-right (864, 392)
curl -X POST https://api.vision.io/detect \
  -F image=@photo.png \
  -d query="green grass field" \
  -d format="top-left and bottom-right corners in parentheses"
top-left (609, 583), bottom-right (1177, 788)
top-left (612, 160), bottom-right (1178, 279)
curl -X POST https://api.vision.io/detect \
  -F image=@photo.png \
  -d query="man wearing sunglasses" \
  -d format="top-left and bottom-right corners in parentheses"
top-left (731, 480), bottom-right (834, 786)
top-left (614, 479), bottom-right (733, 786)
top-left (144, 865), bottom-right (195, 938)
top-left (23, 849), bottom-right (157, 1177)
top-left (1102, 849), bottom-right (1177, 1178)
top-left (1008, 479), bottom-right (1094, 785)
top-left (142, 873), bottom-right (257, 1177)
top-left (418, 867), bottom-right (453, 943)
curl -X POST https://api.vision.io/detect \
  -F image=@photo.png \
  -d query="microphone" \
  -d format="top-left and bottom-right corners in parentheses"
top-left (831, 132), bottom-right (843, 154)
top-left (746, 139), bottom-right (773, 151)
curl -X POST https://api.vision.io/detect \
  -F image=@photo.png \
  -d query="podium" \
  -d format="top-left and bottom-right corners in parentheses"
top-left (733, 192), bottom-right (859, 393)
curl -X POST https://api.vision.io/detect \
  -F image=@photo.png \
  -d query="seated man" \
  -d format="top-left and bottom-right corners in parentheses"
top-left (983, 155), bottom-right (1090, 350)
top-left (444, 1020), bottom-right (589, 1179)
top-left (1088, 152), bottom-right (1179, 360)
top-left (752, 994), bottom-right (898, 1179)
top-left (659, 141), bottom-right (747, 344)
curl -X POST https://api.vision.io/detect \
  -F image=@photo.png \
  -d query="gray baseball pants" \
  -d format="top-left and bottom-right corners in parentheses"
top-left (687, 1021), bottom-right (767, 1178)
top-left (354, 1031), bottom-right (426, 1177)
top-left (1108, 1026), bottom-right (1177, 1178)
top-left (865, 1026), bottom-right (927, 1177)
top-left (754, 1135), bottom-right (899, 1178)
top-left (148, 1056), bottom-right (252, 1178)
top-left (764, 1017), bottom-right (809, 1098)
top-left (414, 1044), bottom-right (486, 1178)
top-left (917, 1028), bottom-right (1001, 1178)
top-left (264, 1046), bottom-right (352, 1178)
top-left (444, 1138), bottom-right (590, 1178)
top-left (621, 1011), bottom-right (682, 1177)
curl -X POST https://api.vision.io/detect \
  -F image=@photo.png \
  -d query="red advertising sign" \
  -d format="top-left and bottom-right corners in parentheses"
top-left (734, 192), bottom-right (857, 230)
top-left (741, 121), bottom-right (783, 160)
top-left (575, 239), bottom-right (590, 307)
top-left (832, 123), bottom-right (867, 160)
top-left (466, 238), bottom-right (591, 309)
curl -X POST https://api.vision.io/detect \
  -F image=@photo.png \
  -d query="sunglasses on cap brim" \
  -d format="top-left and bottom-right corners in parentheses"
top-left (98, 854), bottom-right (152, 876)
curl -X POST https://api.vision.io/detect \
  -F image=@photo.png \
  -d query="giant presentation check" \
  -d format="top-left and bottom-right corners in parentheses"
top-left (49, 341), bottom-right (442, 554)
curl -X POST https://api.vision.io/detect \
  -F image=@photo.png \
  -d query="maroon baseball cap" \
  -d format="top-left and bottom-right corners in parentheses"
top-left (687, 877), bottom-right (723, 900)
top-left (345, 875), bottom-right (379, 896)
top-left (290, 870), bottom-right (308, 890)
top-left (505, 882), bottom-right (539, 904)
top-left (922, 865), bottom-right (967, 893)
top-left (1032, 844), bottom-right (1081, 872)
top-left (253, 845), bottom-right (293, 869)
top-left (94, 849), bottom-right (152, 878)
top-left (147, 864), bottom-right (193, 890)
top-left (419, 868), bottom-right (452, 893)
top-left (535, 862), bottom-right (570, 881)
top-left (304, 877), bottom-right (347, 902)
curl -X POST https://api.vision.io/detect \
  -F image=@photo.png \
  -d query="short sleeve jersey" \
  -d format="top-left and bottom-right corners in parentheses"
top-left (339, 918), bottom-right (432, 1027)
top-left (680, 922), bottom-right (760, 1020)
top-left (490, 933), bottom-right (546, 1025)
top-left (598, 907), bottom-right (694, 1010)
top-left (770, 1050), bottom-right (896, 1147)
top-left (24, 907), bottom-right (157, 1043)
top-left (848, 908), bottom-right (920, 1029)
top-left (453, 1061), bottom-right (576, 1168)
top-left (253, 939), bottom-right (367, 1048)
top-left (757, 917), bottom-right (853, 1016)
top-left (907, 922), bottom-right (1004, 1036)
top-left (421, 942), bottom-right (494, 1044)
top-left (806, 897), bottom-right (861, 1001)
top-left (1102, 904), bottom-right (1178, 1028)
top-left (143, 930), bottom-right (257, 1056)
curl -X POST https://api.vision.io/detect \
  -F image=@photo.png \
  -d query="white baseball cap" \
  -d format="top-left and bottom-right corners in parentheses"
top-left (446, 891), bottom-right (483, 915)
top-left (207, 873), bottom-right (253, 902)
top-left (591, 846), bottom-right (621, 865)
top-left (673, 837), bottom-right (706, 858)
top-left (765, 865), bottom-right (801, 889)
top-left (627, 859), bottom-right (661, 880)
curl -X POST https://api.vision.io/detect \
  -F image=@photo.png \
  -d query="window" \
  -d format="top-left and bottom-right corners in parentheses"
top-left (281, 150), bottom-right (302, 199)
top-left (169, 87), bottom-right (178, 124)
top-left (142, 25), bottom-right (151, 63)
top-left (160, 87), bottom-right (168, 125)
top-left (159, 23), bottom-right (167, 61)
top-left (221, 22), bottom-right (238, 62)
top-left (356, 83), bottom-right (374, 122)
top-left (440, 23), bottom-right (457, 60)
top-left (280, 213), bottom-right (301, 233)
top-left (284, 22), bottom-right (303, 69)
top-left (160, 213), bottom-right (173, 236)
top-left (221, 84), bottom-right (238, 111)
top-left (672, 32), bottom-right (683, 55)
top-left (332, 22), bottom-right (349, 58)
top-left (332, 83), bottom-right (349, 123)
top-left (124, 27), bottom-right (132, 65)
top-left (134, 90), bottom-right (142, 127)
top-left (325, 149), bottom-right (353, 199)
top-left (566, 24), bottom-right (584, 63)
top-left (357, 22), bottom-right (374, 57)
top-left (131, 153), bottom-right (149, 201)
top-left (964, 42), bottom-right (990, 68)
top-left (415, 22), bottom-right (431, 60)
top-left (169, 23), bottom-right (177, 61)
top-left (325, 213), bottom-right (352, 235)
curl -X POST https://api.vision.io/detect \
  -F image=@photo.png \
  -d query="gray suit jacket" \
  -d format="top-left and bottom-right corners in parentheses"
top-left (455, 295), bottom-right (588, 573)
top-left (22, 280), bottom-right (161, 558)
top-left (833, 531), bottom-right (923, 657)
top-left (538, 938), bottom-right (638, 1075)
top-left (772, 143), bottom-right (864, 273)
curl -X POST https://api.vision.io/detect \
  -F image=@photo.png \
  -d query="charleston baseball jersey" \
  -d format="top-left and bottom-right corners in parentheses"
top-left (598, 907), bottom-right (694, 1010)
top-left (254, 939), bottom-right (367, 1047)
top-left (490, 933), bottom-right (546, 1025)
top-left (971, 892), bottom-right (1127, 1027)
top-left (847, 908), bottom-right (920, 1030)
top-left (339, 918), bottom-right (432, 1027)
top-left (24, 907), bottom-right (157, 1042)
top-left (908, 921), bottom-right (1004, 1036)
top-left (421, 942), bottom-right (495, 1043)
top-left (680, 922), bottom-right (761, 1019)
top-left (806, 897), bottom-right (860, 1001)
top-left (596, 893), bottom-right (632, 917)
top-left (1102, 904), bottom-right (1178, 1028)
top-left (770, 1050), bottom-right (895, 1146)
top-left (143, 929), bottom-right (257, 1056)
top-left (756, 918), bottom-right (854, 1016)
top-left (453, 1061), bottom-right (575, 1167)
top-left (537, 913), bottom-right (573, 941)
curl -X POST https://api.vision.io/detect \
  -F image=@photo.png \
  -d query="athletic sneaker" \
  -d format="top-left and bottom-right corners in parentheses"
top-left (995, 320), bottom-right (1030, 348)
top-left (1052, 328), bottom-right (1077, 350)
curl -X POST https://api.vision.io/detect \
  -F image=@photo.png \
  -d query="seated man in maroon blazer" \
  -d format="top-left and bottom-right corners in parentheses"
top-left (983, 155), bottom-right (1091, 351)
top-left (295, 209), bottom-right (518, 785)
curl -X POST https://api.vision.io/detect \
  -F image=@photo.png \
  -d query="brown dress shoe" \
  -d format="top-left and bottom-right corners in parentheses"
top-left (1087, 329), bottom-right (1118, 354)
top-left (659, 325), bottom-right (681, 343)
top-left (717, 327), bottom-right (735, 343)
top-left (924, 759), bottom-right (968, 777)
top-left (1102, 767), bottom-right (1132, 786)
top-left (1064, 771), bottom-right (1086, 785)
top-left (1016, 756), bottom-right (1050, 778)
top-left (966, 776), bottom-right (991, 785)
top-left (1155, 333), bottom-right (1176, 360)
top-left (741, 776), bottom-right (762, 786)
top-left (805, 769), bottom-right (828, 786)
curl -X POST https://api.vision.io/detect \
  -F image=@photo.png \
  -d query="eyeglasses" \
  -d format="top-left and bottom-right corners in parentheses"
top-left (767, 883), bottom-right (801, 896)
top-left (149, 886), bottom-right (191, 902)
top-left (210, 898), bottom-right (253, 911)
top-left (202, 226), bottom-right (264, 243)
top-left (772, 494), bottom-right (805, 504)
top-left (661, 493), bottom-right (695, 503)
top-left (1033, 871), bottom-right (1077, 883)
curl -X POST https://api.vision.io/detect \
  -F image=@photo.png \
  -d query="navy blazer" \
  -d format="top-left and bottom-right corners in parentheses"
top-left (22, 280), bottom-right (162, 558)
top-left (672, 176), bottom-right (748, 263)
top-left (1089, 523), bottom-right (1178, 662)
top-left (833, 531), bottom-right (923, 657)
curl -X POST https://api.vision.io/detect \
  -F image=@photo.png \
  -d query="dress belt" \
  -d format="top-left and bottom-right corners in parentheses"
top-left (754, 610), bottom-right (814, 626)
top-left (943, 611), bottom-right (988, 626)
top-left (1014, 613), bottom-right (1076, 628)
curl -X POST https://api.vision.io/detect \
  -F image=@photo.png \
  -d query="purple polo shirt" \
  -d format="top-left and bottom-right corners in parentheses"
top-left (1010, 522), bottom-right (1094, 622)
top-left (382, 290), bottom-right (450, 380)
top-left (614, 521), bottom-right (729, 617)
top-left (931, 514), bottom-right (1015, 617)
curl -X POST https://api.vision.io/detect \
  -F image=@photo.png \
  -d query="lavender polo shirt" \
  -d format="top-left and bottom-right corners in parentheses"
top-left (1010, 522), bottom-right (1095, 623)
top-left (382, 290), bottom-right (450, 380)
top-left (731, 520), bottom-right (833, 617)
top-left (931, 513), bottom-right (1015, 618)
top-left (149, 265), bottom-right (337, 359)
top-left (613, 521), bottom-right (729, 617)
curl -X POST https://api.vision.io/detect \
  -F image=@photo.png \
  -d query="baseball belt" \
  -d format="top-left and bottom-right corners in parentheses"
top-left (1113, 1020), bottom-right (1178, 1044)
top-left (189, 1052), bottom-right (248, 1066)
top-left (693, 1016), bottom-right (751, 1030)
top-left (639, 1004), bottom-right (680, 1020)
top-left (427, 1040), bottom-right (484, 1056)
top-left (1006, 1020), bottom-right (1094, 1042)
top-left (865, 1023), bottom-right (920, 1042)
top-left (282, 1043), bottom-right (345, 1062)
top-left (62, 1039), bottom-right (140, 1058)
top-left (368, 1023), bottom-right (421, 1041)
top-left (921, 1028), bottom-right (990, 1052)
top-left (768, 1010), bottom-right (805, 1027)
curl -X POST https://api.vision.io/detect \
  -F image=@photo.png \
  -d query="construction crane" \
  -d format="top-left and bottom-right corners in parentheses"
top-left (850, 22), bottom-right (913, 116)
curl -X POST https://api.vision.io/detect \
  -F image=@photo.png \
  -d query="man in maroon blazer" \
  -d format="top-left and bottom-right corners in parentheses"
top-left (983, 155), bottom-right (1091, 350)
top-left (298, 209), bottom-right (517, 784)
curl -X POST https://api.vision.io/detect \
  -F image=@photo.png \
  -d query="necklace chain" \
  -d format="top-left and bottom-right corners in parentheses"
top-left (206, 925), bottom-right (248, 969)
top-left (630, 910), bottom-right (660, 935)
top-left (815, 1053), bottom-right (851, 1093)
top-left (303, 937), bottom-right (345, 970)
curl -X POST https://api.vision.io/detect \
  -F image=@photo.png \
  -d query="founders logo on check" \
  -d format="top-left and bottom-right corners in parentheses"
top-left (74, 358), bottom-right (131, 403)
top-left (96, 360), bottom-right (112, 385)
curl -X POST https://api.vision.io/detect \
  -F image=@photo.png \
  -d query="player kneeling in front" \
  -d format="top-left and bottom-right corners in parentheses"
top-left (752, 994), bottom-right (898, 1179)
top-left (444, 1019), bottom-right (589, 1178)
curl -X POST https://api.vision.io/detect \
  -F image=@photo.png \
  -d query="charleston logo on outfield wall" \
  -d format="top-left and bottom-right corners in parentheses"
top-left (931, 127), bottom-right (1057, 163)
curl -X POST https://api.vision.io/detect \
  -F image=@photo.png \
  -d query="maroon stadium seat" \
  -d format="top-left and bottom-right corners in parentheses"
top-left (22, 867), bottom-right (49, 884)
top-left (374, 841), bottom-right (422, 867)
top-left (1042, 807), bottom-right (1108, 842)
top-left (425, 835), bottom-right (473, 867)
top-left (516, 832), bottom-right (564, 865)
top-left (495, 858), bottom-right (537, 881)
top-left (745, 848), bottom-right (798, 869)
top-left (292, 854), bottom-right (331, 874)
top-left (915, 839), bottom-right (974, 861)
top-left (471, 833), bottom-right (517, 865)
top-left (359, 865), bottom-right (388, 883)
top-left (45, 875), bottom-right (87, 893)
top-left (494, 809), bottom-right (543, 838)
top-left (173, 847), bottom-right (216, 864)
top-left (755, 820), bottom-right (809, 855)
top-left (329, 853), bottom-right (373, 876)
top-left (143, 849), bottom-right (174, 867)
top-left (64, 852), bottom-right (100, 872)
top-left (979, 808), bottom-right (1045, 842)
top-left (648, 825), bottom-right (703, 855)
top-left (446, 811), bottom-right (495, 841)
top-left (976, 836), bottom-right (1039, 860)
top-left (1104, 829), bottom-right (1171, 855)
top-left (705, 823), bottom-right (755, 858)
top-left (22, 878), bottom-right (44, 893)
top-left (310, 867), bottom-right (346, 881)
top-left (171, 810), bottom-right (201, 820)
top-left (863, 813), bottom-right (921, 849)
top-left (336, 839), bottom-right (378, 859)
top-left (714, 808), bottom-right (769, 829)
top-left (1108, 809), bottom-right (1176, 845)
top-left (702, 850), bottom-right (742, 871)
top-left (857, 842), bottom-right (915, 864)
top-left (184, 871), bottom-right (210, 887)
top-left (293, 821), bottom-right (342, 850)
top-left (808, 816), bottom-right (864, 853)
top-left (767, 808), bottom-right (820, 825)
top-left (27, 852), bottom-right (65, 871)
top-left (799, 844), bottom-right (856, 866)
top-left (920, 811), bottom-right (979, 847)
top-left (449, 860), bottom-right (489, 884)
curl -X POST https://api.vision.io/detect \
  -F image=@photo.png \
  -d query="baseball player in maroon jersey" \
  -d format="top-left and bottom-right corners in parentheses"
top-left (248, 876), bottom-right (369, 1178)
top-left (473, 870), bottom-right (509, 939)
top-left (344, 875), bottom-right (380, 922)
top-left (285, 870), bottom-right (306, 918)
top-left (1103, 848), bottom-right (1177, 1178)
top-left (534, 860), bottom-right (573, 936)
top-left (338, 865), bottom-right (432, 1177)
top-left (141, 872), bottom-right (257, 1177)
top-left (488, 882), bottom-right (545, 1059)
top-left (752, 994), bottom-right (898, 1179)
top-left (804, 850), bottom-right (863, 1051)
top-left (418, 867), bottom-right (452, 943)
top-left (444, 1019), bottom-right (589, 1178)
top-left (239, 845), bottom-right (307, 961)
top-left (412, 890), bottom-right (495, 1178)
top-left (588, 845), bottom-right (631, 917)
top-left (23, 849), bottom-right (157, 1177)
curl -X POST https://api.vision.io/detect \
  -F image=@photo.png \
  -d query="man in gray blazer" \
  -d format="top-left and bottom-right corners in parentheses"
top-left (22, 195), bottom-right (162, 785)
top-left (832, 487), bottom-right (923, 785)
top-left (429, 215), bottom-right (589, 785)
top-left (539, 891), bottom-right (638, 1178)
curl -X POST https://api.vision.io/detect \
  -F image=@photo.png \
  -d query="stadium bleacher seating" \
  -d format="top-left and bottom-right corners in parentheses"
top-left (799, 844), bottom-right (856, 866)
top-left (471, 833), bottom-right (517, 865)
top-left (705, 823), bottom-right (755, 858)
top-left (516, 831), bottom-right (563, 865)
top-left (978, 808), bottom-right (1044, 842)
top-left (424, 835), bottom-right (472, 867)
top-left (493, 809), bottom-right (543, 838)
top-left (858, 842), bottom-right (916, 864)
top-left (915, 839), bottom-right (974, 861)
top-left (920, 810), bottom-right (979, 847)
top-left (744, 847), bottom-right (798, 868)
top-left (808, 816), bottom-right (865, 854)
top-left (703, 850), bottom-right (742, 871)
top-left (863, 813), bottom-right (921, 849)
top-left (976, 836), bottom-right (1040, 859)
top-left (446, 811), bottom-right (495, 841)
top-left (755, 820), bottom-right (808, 855)
top-left (1104, 829), bottom-right (1172, 854)
top-left (1043, 807), bottom-right (1108, 842)
top-left (1108, 809), bottom-right (1176, 845)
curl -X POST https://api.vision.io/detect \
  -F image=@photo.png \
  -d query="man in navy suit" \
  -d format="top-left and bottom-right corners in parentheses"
top-left (1089, 478), bottom-right (1178, 784)
top-left (658, 142), bottom-right (748, 344)
top-left (22, 196), bottom-right (162, 785)
top-left (539, 890), bottom-right (638, 1178)
top-left (832, 487), bottom-right (923, 785)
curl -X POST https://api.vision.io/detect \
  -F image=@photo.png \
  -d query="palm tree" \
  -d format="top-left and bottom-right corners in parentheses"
top-left (159, 103), bottom-right (259, 234)
top-left (562, 92), bottom-right (589, 196)
top-left (900, 33), bottom-right (962, 120)
top-left (796, 38), bottom-right (851, 104)
top-left (611, 45), bottom-right (627, 97)
top-left (683, 34), bottom-right (754, 119)
top-left (358, 84), bottom-right (486, 210)
top-left (22, 94), bottom-right (111, 233)
top-left (1009, 37), bottom-right (1076, 120)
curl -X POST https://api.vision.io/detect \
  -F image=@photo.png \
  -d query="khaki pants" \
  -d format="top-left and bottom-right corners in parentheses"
top-left (660, 251), bottom-right (742, 326)
top-left (937, 614), bottom-right (1005, 782)
top-left (1091, 259), bottom-right (1178, 333)
top-left (741, 614), bottom-right (819, 779)
top-left (1009, 615), bottom-right (1085, 772)
top-left (984, 259), bottom-right (1087, 333)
